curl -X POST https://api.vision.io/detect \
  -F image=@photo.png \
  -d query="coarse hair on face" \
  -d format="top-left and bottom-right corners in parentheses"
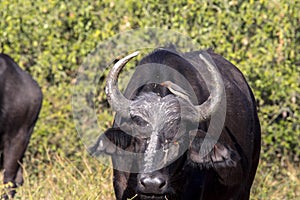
top-left (129, 92), bottom-right (181, 140)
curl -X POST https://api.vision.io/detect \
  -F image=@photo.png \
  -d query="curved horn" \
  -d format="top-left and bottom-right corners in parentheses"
top-left (195, 53), bottom-right (223, 121)
top-left (105, 51), bottom-right (139, 117)
top-left (162, 53), bottom-right (223, 122)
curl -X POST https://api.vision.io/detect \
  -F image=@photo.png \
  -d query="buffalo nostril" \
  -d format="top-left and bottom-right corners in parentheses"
top-left (139, 175), bottom-right (167, 193)
top-left (140, 177), bottom-right (146, 187)
top-left (159, 180), bottom-right (166, 189)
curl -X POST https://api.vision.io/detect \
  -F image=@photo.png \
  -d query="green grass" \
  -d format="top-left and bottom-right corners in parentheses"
top-left (1, 151), bottom-right (299, 199)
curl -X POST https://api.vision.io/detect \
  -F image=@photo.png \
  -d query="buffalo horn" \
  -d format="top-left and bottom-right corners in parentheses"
top-left (162, 53), bottom-right (223, 122)
top-left (105, 51), bottom-right (139, 117)
top-left (195, 54), bottom-right (223, 121)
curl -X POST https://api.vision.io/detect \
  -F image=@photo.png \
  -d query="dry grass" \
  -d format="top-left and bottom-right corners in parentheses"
top-left (251, 160), bottom-right (300, 200)
top-left (0, 154), bottom-right (299, 200)
top-left (0, 153), bottom-right (114, 200)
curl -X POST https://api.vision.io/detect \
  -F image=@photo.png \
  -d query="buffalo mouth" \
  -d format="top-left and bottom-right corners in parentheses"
top-left (126, 192), bottom-right (174, 200)
top-left (137, 193), bottom-right (170, 200)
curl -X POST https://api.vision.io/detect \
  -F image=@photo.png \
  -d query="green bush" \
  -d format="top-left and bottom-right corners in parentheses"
top-left (0, 0), bottom-right (299, 187)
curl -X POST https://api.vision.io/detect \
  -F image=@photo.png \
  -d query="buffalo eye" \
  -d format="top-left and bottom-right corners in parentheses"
top-left (131, 115), bottom-right (149, 127)
top-left (161, 138), bottom-right (172, 149)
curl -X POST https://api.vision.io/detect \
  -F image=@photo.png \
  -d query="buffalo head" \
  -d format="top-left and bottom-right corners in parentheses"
top-left (90, 48), bottom-right (260, 200)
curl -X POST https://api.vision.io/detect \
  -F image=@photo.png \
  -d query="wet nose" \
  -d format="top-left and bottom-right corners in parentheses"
top-left (138, 174), bottom-right (168, 194)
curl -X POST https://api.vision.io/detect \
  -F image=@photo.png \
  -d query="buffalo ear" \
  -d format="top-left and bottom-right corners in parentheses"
top-left (188, 131), bottom-right (240, 168)
top-left (89, 128), bottom-right (133, 156)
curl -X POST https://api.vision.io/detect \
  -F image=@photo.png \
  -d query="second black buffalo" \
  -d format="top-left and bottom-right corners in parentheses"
top-left (0, 54), bottom-right (43, 198)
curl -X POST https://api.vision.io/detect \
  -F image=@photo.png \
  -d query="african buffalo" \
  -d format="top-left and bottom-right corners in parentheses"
top-left (91, 48), bottom-right (261, 200)
top-left (0, 54), bottom-right (42, 198)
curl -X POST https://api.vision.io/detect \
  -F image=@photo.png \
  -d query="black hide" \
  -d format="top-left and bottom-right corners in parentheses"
top-left (0, 54), bottom-right (42, 198)
top-left (91, 48), bottom-right (261, 200)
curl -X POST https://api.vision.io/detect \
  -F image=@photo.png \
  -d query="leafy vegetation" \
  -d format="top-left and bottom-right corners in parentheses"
top-left (0, 0), bottom-right (299, 199)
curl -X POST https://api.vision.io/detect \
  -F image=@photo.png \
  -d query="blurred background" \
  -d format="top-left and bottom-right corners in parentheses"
top-left (0, 0), bottom-right (299, 199)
